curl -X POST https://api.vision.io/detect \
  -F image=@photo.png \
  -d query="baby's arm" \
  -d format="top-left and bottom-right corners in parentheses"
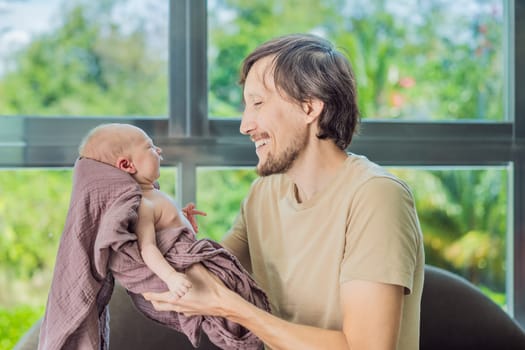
top-left (136, 198), bottom-right (192, 299)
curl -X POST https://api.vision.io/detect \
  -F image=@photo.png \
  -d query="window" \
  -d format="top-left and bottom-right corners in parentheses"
top-left (0, 0), bottom-right (524, 347)
top-left (0, 0), bottom-right (169, 117)
top-left (390, 167), bottom-right (510, 308)
top-left (208, 0), bottom-right (505, 121)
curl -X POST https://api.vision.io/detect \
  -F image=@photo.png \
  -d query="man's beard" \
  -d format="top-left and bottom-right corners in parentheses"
top-left (257, 129), bottom-right (308, 177)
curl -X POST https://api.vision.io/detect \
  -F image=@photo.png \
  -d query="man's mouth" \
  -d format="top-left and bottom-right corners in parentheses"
top-left (255, 139), bottom-right (269, 149)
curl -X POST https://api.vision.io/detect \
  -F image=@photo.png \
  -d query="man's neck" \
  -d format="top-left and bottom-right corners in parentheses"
top-left (287, 144), bottom-right (348, 203)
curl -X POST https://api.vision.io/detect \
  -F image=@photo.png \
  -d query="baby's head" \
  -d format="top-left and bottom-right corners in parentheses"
top-left (79, 123), bottom-right (143, 164)
top-left (79, 123), bottom-right (163, 183)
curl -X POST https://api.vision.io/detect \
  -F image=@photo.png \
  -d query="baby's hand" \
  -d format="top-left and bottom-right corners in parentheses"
top-left (167, 271), bottom-right (192, 299)
top-left (182, 203), bottom-right (207, 233)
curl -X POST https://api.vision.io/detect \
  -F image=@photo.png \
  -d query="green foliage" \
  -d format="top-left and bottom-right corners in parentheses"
top-left (0, 2), bottom-right (167, 116)
top-left (196, 168), bottom-right (258, 241)
top-left (391, 168), bottom-right (507, 293)
top-left (0, 304), bottom-right (44, 350)
top-left (158, 168), bottom-right (177, 198)
top-left (208, 0), bottom-right (503, 120)
top-left (208, 0), bottom-right (342, 116)
top-left (0, 170), bottom-right (71, 306)
top-left (0, 169), bottom-right (69, 346)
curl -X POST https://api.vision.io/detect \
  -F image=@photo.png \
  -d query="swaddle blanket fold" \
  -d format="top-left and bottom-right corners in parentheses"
top-left (38, 158), bottom-right (269, 350)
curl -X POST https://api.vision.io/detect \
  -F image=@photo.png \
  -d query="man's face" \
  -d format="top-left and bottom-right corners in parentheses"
top-left (240, 56), bottom-right (309, 176)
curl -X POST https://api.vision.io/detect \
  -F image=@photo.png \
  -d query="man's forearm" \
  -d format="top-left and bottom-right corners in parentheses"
top-left (222, 289), bottom-right (349, 350)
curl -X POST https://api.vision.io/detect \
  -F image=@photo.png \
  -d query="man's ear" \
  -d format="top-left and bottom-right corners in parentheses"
top-left (302, 98), bottom-right (324, 124)
top-left (116, 156), bottom-right (136, 174)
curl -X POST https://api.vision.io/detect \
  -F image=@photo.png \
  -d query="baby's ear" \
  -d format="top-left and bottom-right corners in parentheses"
top-left (116, 156), bottom-right (136, 174)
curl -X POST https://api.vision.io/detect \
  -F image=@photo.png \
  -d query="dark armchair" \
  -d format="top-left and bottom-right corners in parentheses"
top-left (420, 265), bottom-right (525, 349)
top-left (15, 265), bottom-right (525, 349)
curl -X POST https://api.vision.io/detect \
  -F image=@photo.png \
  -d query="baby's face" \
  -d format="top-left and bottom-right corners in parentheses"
top-left (128, 129), bottom-right (163, 185)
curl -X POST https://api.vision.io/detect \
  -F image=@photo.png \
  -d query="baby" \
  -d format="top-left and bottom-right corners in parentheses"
top-left (79, 123), bottom-right (206, 299)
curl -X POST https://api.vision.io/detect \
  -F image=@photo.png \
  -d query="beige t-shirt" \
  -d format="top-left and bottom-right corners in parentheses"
top-left (221, 154), bottom-right (425, 350)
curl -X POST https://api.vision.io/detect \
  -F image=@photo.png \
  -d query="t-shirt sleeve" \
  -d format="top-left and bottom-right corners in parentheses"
top-left (221, 200), bottom-right (252, 273)
top-left (340, 177), bottom-right (422, 294)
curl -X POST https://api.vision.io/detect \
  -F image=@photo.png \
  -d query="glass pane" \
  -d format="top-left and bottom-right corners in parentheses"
top-left (196, 167), bottom-right (258, 241)
top-left (0, 0), bottom-right (168, 117)
top-left (196, 166), bottom-right (509, 309)
top-left (158, 167), bottom-right (178, 199)
top-left (0, 169), bottom-right (70, 348)
top-left (389, 167), bottom-right (508, 309)
top-left (208, 0), bottom-right (504, 121)
top-left (0, 167), bottom-right (175, 348)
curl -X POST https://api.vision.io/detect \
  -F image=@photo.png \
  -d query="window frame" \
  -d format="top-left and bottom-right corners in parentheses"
top-left (0, 0), bottom-right (523, 326)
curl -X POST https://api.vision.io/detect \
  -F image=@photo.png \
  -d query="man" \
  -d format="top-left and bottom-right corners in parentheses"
top-left (144, 33), bottom-right (424, 350)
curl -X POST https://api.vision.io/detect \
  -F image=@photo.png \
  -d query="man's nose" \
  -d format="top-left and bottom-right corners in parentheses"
top-left (240, 109), bottom-right (256, 135)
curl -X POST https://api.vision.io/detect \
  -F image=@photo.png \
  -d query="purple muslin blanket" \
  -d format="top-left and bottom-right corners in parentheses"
top-left (38, 158), bottom-right (269, 350)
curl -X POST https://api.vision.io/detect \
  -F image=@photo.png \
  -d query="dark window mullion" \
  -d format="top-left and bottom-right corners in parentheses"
top-left (512, 0), bottom-right (525, 327)
top-left (170, 0), bottom-right (208, 137)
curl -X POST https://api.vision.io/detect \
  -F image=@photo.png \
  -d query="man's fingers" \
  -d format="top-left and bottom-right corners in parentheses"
top-left (151, 300), bottom-right (181, 312)
top-left (144, 292), bottom-right (185, 312)
top-left (143, 291), bottom-right (172, 302)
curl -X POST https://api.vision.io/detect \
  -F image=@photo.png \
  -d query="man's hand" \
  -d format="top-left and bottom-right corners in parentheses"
top-left (182, 203), bottom-right (207, 233)
top-left (143, 264), bottom-right (228, 317)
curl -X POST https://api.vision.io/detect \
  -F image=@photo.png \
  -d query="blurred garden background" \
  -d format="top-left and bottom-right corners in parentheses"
top-left (0, 0), bottom-right (508, 348)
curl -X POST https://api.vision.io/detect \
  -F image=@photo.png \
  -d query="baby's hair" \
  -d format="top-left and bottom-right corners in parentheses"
top-left (79, 123), bottom-right (141, 165)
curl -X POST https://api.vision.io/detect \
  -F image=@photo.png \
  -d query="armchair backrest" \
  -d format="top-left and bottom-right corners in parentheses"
top-left (420, 265), bottom-right (525, 350)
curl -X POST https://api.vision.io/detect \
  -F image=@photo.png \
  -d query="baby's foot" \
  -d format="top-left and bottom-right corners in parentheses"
top-left (168, 273), bottom-right (192, 299)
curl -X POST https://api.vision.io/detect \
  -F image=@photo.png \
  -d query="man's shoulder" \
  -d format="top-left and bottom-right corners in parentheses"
top-left (346, 153), bottom-right (410, 191)
top-left (347, 153), bottom-right (388, 177)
